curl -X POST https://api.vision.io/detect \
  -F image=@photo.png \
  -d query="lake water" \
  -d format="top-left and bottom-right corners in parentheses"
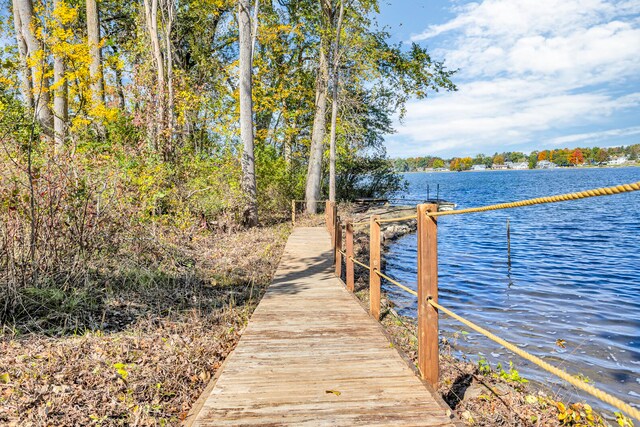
top-left (383, 167), bottom-right (640, 412)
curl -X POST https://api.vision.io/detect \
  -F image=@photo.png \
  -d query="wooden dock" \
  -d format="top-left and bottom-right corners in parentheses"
top-left (188, 227), bottom-right (455, 426)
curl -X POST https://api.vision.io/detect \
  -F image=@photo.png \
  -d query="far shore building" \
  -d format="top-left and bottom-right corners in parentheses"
top-left (492, 163), bottom-right (509, 170)
top-left (607, 156), bottom-right (628, 166)
top-left (471, 164), bottom-right (487, 171)
top-left (537, 160), bottom-right (557, 169)
top-left (512, 162), bottom-right (529, 169)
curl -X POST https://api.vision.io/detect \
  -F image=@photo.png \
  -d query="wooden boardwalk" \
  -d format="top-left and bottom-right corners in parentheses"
top-left (188, 227), bottom-right (455, 426)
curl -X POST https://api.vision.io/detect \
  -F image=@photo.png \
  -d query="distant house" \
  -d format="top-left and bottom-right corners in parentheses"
top-left (608, 156), bottom-right (628, 166)
top-left (504, 161), bottom-right (514, 168)
top-left (471, 164), bottom-right (487, 171)
top-left (512, 162), bottom-right (529, 169)
top-left (537, 160), bottom-right (557, 169)
top-left (492, 163), bottom-right (508, 170)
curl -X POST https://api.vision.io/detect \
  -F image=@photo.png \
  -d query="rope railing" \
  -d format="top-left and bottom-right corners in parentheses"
top-left (349, 255), bottom-right (371, 271)
top-left (374, 270), bottom-right (418, 297)
top-left (428, 298), bottom-right (640, 421)
top-left (427, 181), bottom-right (640, 217)
top-left (375, 214), bottom-right (418, 224)
top-left (349, 208), bottom-right (420, 226)
top-left (316, 180), bottom-right (640, 422)
top-left (343, 254), bottom-right (417, 297)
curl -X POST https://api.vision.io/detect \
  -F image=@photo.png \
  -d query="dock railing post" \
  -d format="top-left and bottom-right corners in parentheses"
top-left (331, 202), bottom-right (338, 247)
top-left (335, 217), bottom-right (342, 278)
top-left (369, 215), bottom-right (381, 320)
top-left (345, 221), bottom-right (354, 292)
top-left (291, 200), bottom-right (296, 226)
top-left (417, 203), bottom-right (439, 386)
top-left (325, 201), bottom-right (330, 231)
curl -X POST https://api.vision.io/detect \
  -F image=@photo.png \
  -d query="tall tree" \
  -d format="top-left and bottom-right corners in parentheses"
top-left (328, 0), bottom-right (344, 202)
top-left (160, 0), bottom-right (176, 149)
top-left (305, 1), bottom-right (332, 214)
top-left (52, 0), bottom-right (68, 149)
top-left (86, 0), bottom-right (105, 107)
top-left (11, 0), bottom-right (34, 110)
top-left (143, 0), bottom-right (165, 148)
top-left (239, 0), bottom-right (258, 226)
top-left (13, 0), bottom-right (54, 133)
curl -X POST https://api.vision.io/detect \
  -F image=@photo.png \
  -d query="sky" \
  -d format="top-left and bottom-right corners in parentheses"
top-left (377, 0), bottom-right (640, 158)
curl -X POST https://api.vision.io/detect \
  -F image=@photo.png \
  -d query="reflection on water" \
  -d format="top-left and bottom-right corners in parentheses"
top-left (383, 167), bottom-right (640, 411)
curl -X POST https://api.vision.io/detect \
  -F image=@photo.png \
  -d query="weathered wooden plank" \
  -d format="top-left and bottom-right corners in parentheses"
top-left (188, 227), bottom-right (455, 427)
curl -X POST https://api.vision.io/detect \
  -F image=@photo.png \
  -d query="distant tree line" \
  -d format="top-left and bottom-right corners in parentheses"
top-left (392, 144), bottom-right (640, 172)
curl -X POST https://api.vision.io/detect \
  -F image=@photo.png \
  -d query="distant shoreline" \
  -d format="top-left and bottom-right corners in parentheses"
top-left (398, 164), bottom-right (640, 173)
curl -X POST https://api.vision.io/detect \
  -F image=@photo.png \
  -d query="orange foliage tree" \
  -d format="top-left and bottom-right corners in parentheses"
top-left (568, 148), bottom-right (584, 165)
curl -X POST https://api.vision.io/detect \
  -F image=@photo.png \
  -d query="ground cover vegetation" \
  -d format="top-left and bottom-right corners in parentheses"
top-left (393, 144), bottom-right (640, 172)
top-left (0, 0), bottom-right (456, 423)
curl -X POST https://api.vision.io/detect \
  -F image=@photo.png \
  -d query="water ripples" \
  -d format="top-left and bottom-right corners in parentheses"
top-left (382, 167), bottom-right (640, 410)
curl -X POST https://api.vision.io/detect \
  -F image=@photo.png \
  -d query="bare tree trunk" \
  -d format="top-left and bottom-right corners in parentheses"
top-left (86, 0), bottom-right (105, 108)
top-left (284, 109), bottom-right (295, 167)
top-left (304, 41), bottom-right (330, 214)
top-left (112, 47), bottom-right (126, 109)
top-left (11, 0), bottom-right (34, 110)
top-left (328, 0), bottom-right (344, 203)
top-left (161, 0), bottom-right (175, 156)
top-left (239, 0), bottom-right (258, 227)
top-left (143, 0), bottom-right (166, 149)
top-left (250, 0), bottom-right (259, 64)
top-left (15, 0), bottom-right (53, 135)
top-left (53, 0), bottom-right (68, 150)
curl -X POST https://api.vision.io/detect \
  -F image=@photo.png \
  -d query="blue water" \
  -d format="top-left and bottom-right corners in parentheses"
top-left (383, 167), bottom-right (640, 411)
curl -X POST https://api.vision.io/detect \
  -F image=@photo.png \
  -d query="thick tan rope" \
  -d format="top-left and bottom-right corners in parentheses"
top-left (427, 181), bottom-right (640, 217)
top-left (374, 270), bottom-right (418, 296)
top-left (428, 299), bottom-right (640, 421)
top-left (349, 256), bottom-right (371, 271)
top-left (375, 214), bottom-right (418, 224)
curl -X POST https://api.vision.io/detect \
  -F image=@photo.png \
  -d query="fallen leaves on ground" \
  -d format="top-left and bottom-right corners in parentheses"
top-left (0, 223), bottom-right (290, 426)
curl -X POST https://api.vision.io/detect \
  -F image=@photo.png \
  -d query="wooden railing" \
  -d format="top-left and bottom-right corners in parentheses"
top-left (322, 200), bottom-right (440, 385)
top-left (295, 180), bottom-right (640, 422)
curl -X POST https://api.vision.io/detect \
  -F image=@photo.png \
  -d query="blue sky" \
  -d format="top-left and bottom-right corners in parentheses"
top-left (377, 0), bottom-right (640, 158)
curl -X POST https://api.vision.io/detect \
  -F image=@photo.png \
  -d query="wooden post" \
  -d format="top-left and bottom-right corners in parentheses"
top-left (345, 221), bottom-right (354, 292)
top-left (507, 218), bottom-right (511, 267)
top-left (291, 200), bottom-right (296, 226)
top-left (335, 217), bottom-right (342, 278)
top-left (325, 201), bottom-right (330, 231)
top-left (417, 204), bottom-right (439, 386)
top-left (369, 215), bottom-right (381, 320)
top-left (330, 202), bottom-right (337, 247)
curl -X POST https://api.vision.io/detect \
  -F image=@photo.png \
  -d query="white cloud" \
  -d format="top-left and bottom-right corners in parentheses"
top-left (389, 0), bottom-right (640, 157)
top-left (546, 126), bottom-right (640, 145)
